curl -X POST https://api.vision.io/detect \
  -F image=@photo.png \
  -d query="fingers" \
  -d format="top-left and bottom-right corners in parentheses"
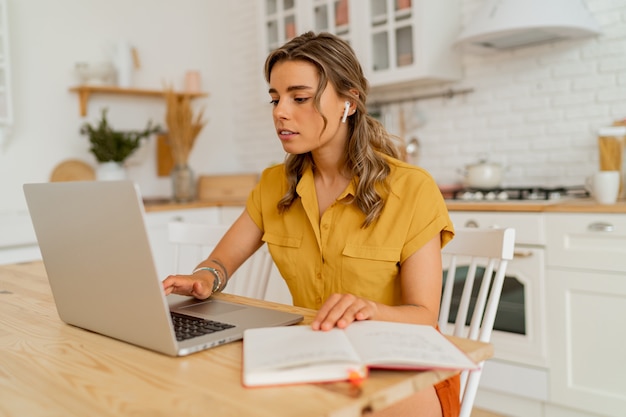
top-left (311, 293), bottom-right (376, 331)
top-left (161, 274), bottom-right (212, 299)
top-left (162, 276), bottom-right (179, 295)
top-left (191, 280), bottom-right (212, 299)
top-left (311, 293), bottom-right (341, 330)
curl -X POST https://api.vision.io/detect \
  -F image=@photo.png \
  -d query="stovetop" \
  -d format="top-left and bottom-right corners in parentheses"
top-left (451, 186), bottom-right (590, 202)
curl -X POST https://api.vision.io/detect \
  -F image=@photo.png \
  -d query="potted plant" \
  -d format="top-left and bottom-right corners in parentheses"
top-left (80, 108), bottom-right (160, 180)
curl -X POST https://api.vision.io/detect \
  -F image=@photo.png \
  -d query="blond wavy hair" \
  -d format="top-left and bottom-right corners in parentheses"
top-left (265, 32), bottom-right (401, 227)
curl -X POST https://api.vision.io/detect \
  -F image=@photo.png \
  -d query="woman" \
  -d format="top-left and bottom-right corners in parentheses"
top-left (163, 32), bottom-right (457, 417)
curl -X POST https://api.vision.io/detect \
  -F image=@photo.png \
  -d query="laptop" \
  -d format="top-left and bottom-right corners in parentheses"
top-left (23, 180), bottom-right (303, 356)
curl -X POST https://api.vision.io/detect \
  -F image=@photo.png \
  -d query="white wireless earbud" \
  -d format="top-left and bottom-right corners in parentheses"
top-left (341, 101), bottom-right (351, 123)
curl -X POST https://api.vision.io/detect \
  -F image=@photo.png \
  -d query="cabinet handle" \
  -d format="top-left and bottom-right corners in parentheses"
top-left (513, 250), bottom-right (534, 258)
top-left (464, 220), bottom-right (479, 228)
top-left (587, 222), bottom-right (614, 233)
top-left (171, 216), bottom-right (183, 222)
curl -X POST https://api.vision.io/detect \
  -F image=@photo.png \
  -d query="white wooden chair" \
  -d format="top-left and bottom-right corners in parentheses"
top-left (168, 222), bottom-right (273, 300)
top-left (439, 227), bottom-right (516, 417)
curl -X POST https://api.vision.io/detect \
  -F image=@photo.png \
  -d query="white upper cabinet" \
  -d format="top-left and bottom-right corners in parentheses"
top-left (357, 0), bottom-right (462, 91)
top-left (260, 0), bottom-right (462, 91)
top-left (310, 0), bottom-right (352, 43)
top-left (262, 0), bottom-right (300, 54)
top-left (261, 0), bottom-right (354, 54)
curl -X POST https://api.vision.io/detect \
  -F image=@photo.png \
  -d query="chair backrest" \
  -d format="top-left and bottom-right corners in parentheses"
top-left (439, 226), bottom-right (516, 417)
top-left (167, 222), bottom-right (273, 300)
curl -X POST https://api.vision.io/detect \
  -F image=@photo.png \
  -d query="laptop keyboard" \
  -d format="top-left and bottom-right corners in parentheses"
top-left (170, 312), bottom-right (236, 342)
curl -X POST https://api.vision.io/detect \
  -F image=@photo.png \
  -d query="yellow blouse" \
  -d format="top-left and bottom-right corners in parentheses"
top-left (246, 155), bottom-right (454, 310)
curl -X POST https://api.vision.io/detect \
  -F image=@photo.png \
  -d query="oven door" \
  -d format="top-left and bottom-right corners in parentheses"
top-left (442, 246), bottom-right (548, 368)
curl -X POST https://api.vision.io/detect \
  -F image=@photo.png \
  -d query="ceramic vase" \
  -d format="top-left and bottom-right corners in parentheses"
top-left (115, 39), bottom-right (134, 88)
top-left (96, 161), bottom-right (127, 181)
top-left (171, 163), bottom-right (195, 202)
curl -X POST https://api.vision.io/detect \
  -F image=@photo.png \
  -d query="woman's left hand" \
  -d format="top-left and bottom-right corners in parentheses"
top-left (311, 293), bottom-right (379, 331)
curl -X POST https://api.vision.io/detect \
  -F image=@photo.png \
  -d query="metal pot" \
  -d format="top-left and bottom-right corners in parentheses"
top-left (461, 160), bottom-right (503, 189)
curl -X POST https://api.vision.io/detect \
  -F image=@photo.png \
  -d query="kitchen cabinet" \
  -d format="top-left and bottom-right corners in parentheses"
top-left (262, 0), bottom-right (299, 53)
top-left (448, 211), bottom-right (549, 409)
top-left (144, 206), bottom-right (292, 305)
top-left (448, 208), bottom-right (626, 417)
top-left (354, 0), bottom-right (462, 91)
top-left (0, 246), bottom-right (40, 265)
top-left (545, 213), bottom-right (626, 417)
top-left (144, 207), bottom-right (221, 278)
top-left (219, 207), bottom-right (292, 305)
top-left (261, 0), bottom-right (354, 54)
top-left (0, 210), bottom-right (40, 266)
top-left (260, 0), bottom-right (461, 91)
top-left (68, 85), bottom-right (207, 117)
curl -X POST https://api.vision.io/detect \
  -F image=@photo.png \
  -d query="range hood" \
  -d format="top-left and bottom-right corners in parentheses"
top-left (456, 0), bottom-right (601, 52)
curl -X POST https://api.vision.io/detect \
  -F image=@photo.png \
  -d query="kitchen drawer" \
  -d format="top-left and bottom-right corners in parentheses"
top-left (0, 245), bottom-right (41, 265)
top-left (0, 210), bottom-right (38, 248)
top-left (144, 208), bottom-right (220, 278)
top-left (545, 213), bottom-right (626, 273)
top-left (144, 207), bottom-right (220, 228)
top-left (448, 211), bottom-right (545, 246)
top-left (219, 206), bottom-right (245, 225)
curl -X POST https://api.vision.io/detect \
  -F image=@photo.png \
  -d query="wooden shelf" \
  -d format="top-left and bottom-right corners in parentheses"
top-left (69, 85), bottom-right (208, 116)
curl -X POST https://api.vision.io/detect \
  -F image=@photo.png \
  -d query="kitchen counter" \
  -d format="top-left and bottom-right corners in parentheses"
top-left (143, 197), bottom-right (626, 214)
top-left (545, 198), bottom-right (626, 213)
top-left (142, 198), bottom-right (246, 213)
top-left (142, 173), bottom-right (255, 212)
top-left (445, 198), bottom-right (626, 213)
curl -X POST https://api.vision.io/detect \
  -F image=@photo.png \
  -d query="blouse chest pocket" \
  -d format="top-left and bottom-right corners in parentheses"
top-left (341, 244), bottom-right (401, 303)
top-left (263, 232), bottom-right (302, 283)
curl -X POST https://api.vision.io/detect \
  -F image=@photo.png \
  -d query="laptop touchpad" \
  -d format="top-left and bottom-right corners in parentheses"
top-left (179, 300), bottom-right (245, 316)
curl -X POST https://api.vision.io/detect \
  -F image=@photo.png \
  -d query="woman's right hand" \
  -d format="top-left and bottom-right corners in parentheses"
top-left (162, 272), bottom-right (214, 299)
top-left (161, 210), bottom-right (264, 300)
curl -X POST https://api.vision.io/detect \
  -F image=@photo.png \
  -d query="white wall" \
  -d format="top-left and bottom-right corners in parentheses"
top-left (374, 0), bottom-right (626, 188)
top-left (2, 0), bottom-right (626, 213)
top-left (0, 0), bottom-right (256, 213)
top-left (226, 0), bottom-right (626, 190)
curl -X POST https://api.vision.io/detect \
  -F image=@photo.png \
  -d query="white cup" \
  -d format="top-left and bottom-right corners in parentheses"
top-left (588, 171), bottom-right (620, 204)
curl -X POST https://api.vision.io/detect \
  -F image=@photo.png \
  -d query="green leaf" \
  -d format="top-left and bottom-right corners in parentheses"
top-left (80, 108), bottom-right (161, 163)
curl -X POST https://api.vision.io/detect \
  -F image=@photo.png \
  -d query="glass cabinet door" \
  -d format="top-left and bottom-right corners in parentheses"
top-left (369, 0), bottom-right (414, 73)
top-left (264, 0), bottom-right (298, 53)
top-left (313, 0), bottom-right (351, 42)
top-left (260, 0), bottom-right (460, 90)
top-left (263, 0), bottom-right (355, 54)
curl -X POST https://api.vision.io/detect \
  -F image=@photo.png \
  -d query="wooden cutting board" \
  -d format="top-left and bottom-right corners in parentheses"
top-left (196, 173), bottom-right (259, 203)
top-left (50, 159), bottom-right (96, 182)
top-left (156, 134), bottom-right (174, 176)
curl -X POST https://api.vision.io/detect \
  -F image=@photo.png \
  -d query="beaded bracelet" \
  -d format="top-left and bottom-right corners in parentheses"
top-left (192, 266), bottom-right (222, 295)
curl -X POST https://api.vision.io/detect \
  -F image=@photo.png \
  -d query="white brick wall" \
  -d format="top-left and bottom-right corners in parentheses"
top-left (228, 2), bottom-right (285, 173)
top-left (230, 0), bottom-right (626, 188)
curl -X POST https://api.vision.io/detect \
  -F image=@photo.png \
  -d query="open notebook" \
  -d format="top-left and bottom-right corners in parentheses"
top-left (23, 180), bottom-right (302, 356)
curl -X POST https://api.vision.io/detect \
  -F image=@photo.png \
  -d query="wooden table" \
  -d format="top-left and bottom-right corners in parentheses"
top-left (0, 261), bottom-right (493, 417)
